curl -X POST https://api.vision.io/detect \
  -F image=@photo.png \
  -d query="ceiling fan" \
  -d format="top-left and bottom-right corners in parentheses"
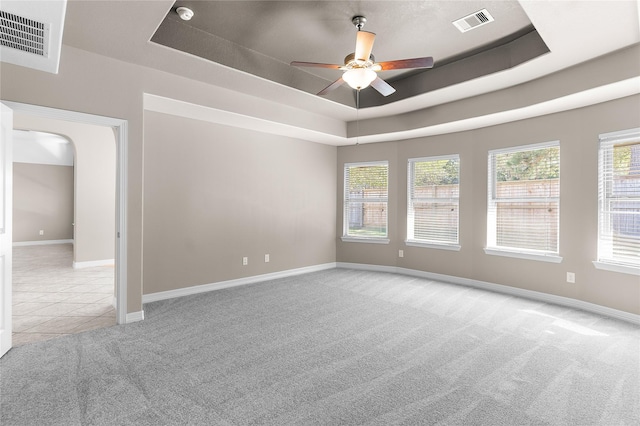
top-left (291, 16), bottom-right (434, 97)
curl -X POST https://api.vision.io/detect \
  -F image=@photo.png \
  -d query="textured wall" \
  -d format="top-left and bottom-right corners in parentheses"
top-left (143, 112), bottom-right (337, 294)
top-left (13, 114), bottom-right (116, 265)
top-left (1, 40), bottom-right (637, 316)
top-left (337, 95), bottom-right (640, 315)
top-left (13, 163), bottom-right (74, 243)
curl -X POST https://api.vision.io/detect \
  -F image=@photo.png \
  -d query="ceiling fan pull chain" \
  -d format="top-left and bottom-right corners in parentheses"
top-left (356, 90), bottom-right (360, 146)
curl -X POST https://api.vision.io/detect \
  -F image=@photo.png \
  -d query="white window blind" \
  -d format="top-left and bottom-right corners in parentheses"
top-left (598, 128), bottom-right (640, 269)
top-left (407, 155), bottom-right (460, 246)
top-left (487, 142), bottom-right (560, 255)
top-left (344, 162), bottom-right (388, 239)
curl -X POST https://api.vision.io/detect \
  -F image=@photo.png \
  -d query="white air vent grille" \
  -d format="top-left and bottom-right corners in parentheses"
top-left (453, 9), bottom-right (495, 33)
top-left (0, 10), bottom-right (48, 56)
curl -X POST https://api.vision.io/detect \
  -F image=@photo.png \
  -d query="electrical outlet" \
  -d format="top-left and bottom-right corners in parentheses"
top-left (398, 250), bottom-right (404, 258)
top-left (264, 254), bottom-right (270, 263)
top-left (242, 257), bottom-right (248, 266)
top-left (566, 272), bottom-right (576, 283)
top-left (39, 230), bottom-right (44, 236)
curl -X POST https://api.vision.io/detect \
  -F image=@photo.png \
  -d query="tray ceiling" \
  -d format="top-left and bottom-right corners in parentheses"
top-left (151, 1), bottom-right (548, 107)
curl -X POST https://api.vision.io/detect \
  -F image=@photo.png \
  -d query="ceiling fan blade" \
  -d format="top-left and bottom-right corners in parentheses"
top-left (377, 57), bottom-right (434, 71)
top-left (370, 76), bottom-right (396, 97)
top-left (317, 77), bottom-right (345, 96)
top-left (354, 31), bottom-right (376, 62)
top-left (290, 61), bottom-right (343, 69)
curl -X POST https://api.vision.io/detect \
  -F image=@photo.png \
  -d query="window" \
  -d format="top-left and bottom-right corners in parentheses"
top-left (596, 128), bottom-right (640, 272)
top-left (407, 155), bottom-right (460, 249)
top-left (343, 162), bottom-right (388, 242)
top-left (486, 142), bottom-right (561, 261)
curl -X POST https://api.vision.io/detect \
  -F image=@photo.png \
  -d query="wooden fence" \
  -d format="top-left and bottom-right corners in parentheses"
top-left (348, 177), bottom-right (639, 244)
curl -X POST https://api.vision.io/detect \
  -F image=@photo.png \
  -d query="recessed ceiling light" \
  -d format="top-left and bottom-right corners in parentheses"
top-left (176, 7), bottom-right (194, 21)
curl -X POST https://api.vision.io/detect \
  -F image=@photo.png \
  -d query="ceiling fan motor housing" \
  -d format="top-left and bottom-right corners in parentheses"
top-left (290, 15), bottom-right (432, 97)
top-left (344, 53), bottom-right (375, 68)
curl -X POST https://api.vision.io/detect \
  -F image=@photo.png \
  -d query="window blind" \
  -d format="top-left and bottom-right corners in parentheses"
top-left (487, 142), bottom-right (560, 254)
top-left (344, 162), bottom-right (388, 238)
top-left (598, 128), bottom-right (640, 268)
top-left (407, 155), bottom-right (459, 245)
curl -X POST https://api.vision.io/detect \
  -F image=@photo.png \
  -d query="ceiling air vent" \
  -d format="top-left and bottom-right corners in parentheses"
top-left (0, 0), bottom-right (66, 74)
top-left (0, 10), bottom-right (49, 57)
top-left (453, 9), bottom-right (495, 33)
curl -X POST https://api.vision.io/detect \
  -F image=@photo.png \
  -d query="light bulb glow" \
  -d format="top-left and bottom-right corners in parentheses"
top-left (342, 68), bottom-right (377, 90)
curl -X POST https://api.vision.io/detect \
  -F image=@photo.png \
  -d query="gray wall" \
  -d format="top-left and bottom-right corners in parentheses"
top-left (1, 42), bottom-right (638, 315)
top-left (13, 163), bottom-right (74, 242)
top-left (1, 46), bottom-right (145, 312)
top-left (337, 95), bottom-right (640, 315)
top-left (143, 112), bottom-right (336, 294)
top-left (0, 44), bottom-right (342, 313)
top-left (13, 114), bottom-right (116, 264)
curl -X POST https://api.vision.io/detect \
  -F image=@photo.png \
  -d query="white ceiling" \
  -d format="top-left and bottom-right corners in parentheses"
top-left (155, 1), bottom-right (535, 83)
top-left (13, 130), bottom-right (74, 166)
top-left (2, 1), bottom-right (639, 143)
top-left (57, 0), bottom-right (639, 120)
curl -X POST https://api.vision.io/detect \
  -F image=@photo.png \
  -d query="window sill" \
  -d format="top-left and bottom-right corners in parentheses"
top-left (593, 261), bottom-right (640, 276)
top-left (341, 236), bottom-right (390, 245)
top-left (484, 248), bottom-right (563, 263)
top-left (405, 240), bottom-right (461, 251)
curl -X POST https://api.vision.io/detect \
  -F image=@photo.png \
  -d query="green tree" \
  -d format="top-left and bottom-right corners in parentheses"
top-left (414, 159), bottom-right (459, 186)
top-left (347, 165), bottom-right (387, 190)
top-left (496, 147), bottom-right (559, 182)
top-left (613, 143), bottom-right (640, 176)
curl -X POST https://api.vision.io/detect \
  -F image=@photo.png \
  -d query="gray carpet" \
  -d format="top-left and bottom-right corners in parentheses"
top-left (1, 268), bottom-right (638, 425)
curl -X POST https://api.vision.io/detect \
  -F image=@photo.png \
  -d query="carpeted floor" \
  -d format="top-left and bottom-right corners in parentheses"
top-left (1, 268), bottom-right (638, 425)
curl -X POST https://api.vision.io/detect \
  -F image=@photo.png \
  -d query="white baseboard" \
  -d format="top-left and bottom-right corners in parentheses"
top-left (125, 310), bottom-right (144, 323)
top-left (142, 262), bottom-right (337, 304)
top-left (139, 261), bottom-right (639, 326)
top-left (73, 258), bottom-right (115, 269)
top-left (336, 262), bottom-right (640, 325)
top-left (13, 239), bottom-right (73, 247)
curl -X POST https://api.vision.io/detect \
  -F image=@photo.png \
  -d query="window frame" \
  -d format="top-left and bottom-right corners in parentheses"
top-left (485, 141), bottom-right (563, 263)
top-left (406, 154), bottom-right (461, 251)
top-left (594, 128), bottom-right (640, 276)
top-left (342, 161), bottom-right (390, 244)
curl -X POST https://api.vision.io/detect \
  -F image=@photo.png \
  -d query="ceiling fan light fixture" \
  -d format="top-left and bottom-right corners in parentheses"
top-left (290, 16), bottom-right (432, 97)
top-left (343, 68), bottom-right (377, 90)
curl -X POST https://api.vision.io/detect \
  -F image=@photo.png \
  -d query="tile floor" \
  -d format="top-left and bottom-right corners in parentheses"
top-left (12, 243), bottom-right (116, 346)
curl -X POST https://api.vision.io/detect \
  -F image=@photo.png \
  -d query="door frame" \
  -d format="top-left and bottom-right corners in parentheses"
top-left (3, 101), bottom-right (128, 325)
top-left (1, 103), bottom-right (13, 357)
